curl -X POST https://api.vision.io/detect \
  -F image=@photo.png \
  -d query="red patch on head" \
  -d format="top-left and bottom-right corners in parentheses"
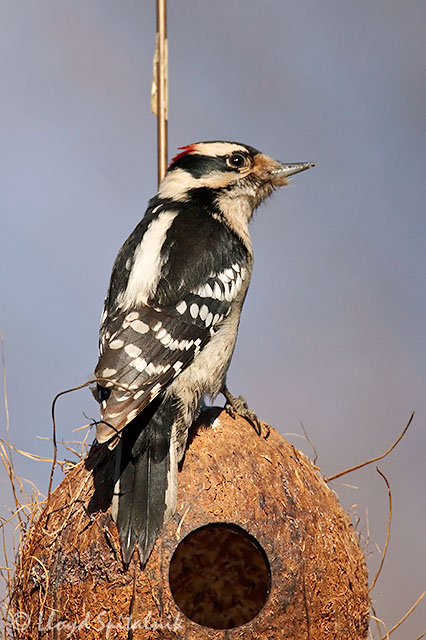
top-left (168, 144), bottom-right (197, 168)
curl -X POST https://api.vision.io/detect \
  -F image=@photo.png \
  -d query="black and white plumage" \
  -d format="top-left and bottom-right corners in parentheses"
top-left (93, 141), bottom-right (314, 565)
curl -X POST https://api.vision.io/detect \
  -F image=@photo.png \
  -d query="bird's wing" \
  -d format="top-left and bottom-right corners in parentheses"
top-left (95, 260), bottom-right (249, 445)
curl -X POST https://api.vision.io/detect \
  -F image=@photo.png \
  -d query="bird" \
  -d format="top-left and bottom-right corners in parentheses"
top-left (93, 141), bottom-right (315, 566)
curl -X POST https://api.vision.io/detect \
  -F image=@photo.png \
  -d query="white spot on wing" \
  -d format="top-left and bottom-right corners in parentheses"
top-left (145, 362), bottom-right (157, 375)
top-left (150, 382), bottom-right (162, 396)
top-left (224, 283), bottom-right (233, 302)
top-left (202, 283), bottom-right (213, 298)
top-left (124, 344), bottom-right (142, 358)
top-left (107, 409), bottom-right (123, 418)
top-left (213, 282), bottom-right (222, 299)
top-left (160, 332), bottom-right (172, 346)
top-left (131, 319), bottom-right (149, 334)
top-left (225, 268), bottom-right (235, 280)
top-left (131, 357), bottom-right (147, 372)
top-left (190, 303), bottom-right (199, 319)
top-left (102, 368), bottom-right (117, 377)
top-left (125, 311), bottom-right (139, 322)
top-left (176, 300), bottom-right (187, 314)
top-left (109, 339), bottom-right (124, 350)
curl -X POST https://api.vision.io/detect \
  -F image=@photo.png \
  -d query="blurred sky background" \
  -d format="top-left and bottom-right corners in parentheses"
top-left (1, 1), bottom-right (425, 636)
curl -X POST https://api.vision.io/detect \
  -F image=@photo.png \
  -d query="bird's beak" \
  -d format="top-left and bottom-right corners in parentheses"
top-left (269, 161), bottom-right (316, 186)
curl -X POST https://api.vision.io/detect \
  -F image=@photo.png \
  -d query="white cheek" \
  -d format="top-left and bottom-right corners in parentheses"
top-left (158, 169), bottom-right (199, 201)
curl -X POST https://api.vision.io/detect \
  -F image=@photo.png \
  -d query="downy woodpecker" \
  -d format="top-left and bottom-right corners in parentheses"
top-left (94, 141), bottom-right (314, 565)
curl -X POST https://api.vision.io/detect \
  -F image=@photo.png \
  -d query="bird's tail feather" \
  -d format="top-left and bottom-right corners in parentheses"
top-left (111, 395), bottom-right (177, 566)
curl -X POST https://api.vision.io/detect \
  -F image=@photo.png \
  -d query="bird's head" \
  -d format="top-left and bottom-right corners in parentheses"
top-left (157, 141), bottom-right (315, 248)
top-left (160, 141), bottom-right (314, 207)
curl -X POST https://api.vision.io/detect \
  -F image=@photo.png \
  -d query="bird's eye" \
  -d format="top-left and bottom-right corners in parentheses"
top-left (226, 152), bottom-right (248, 170)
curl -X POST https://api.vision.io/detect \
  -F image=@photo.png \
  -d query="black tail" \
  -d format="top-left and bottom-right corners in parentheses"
top-left (112, 395), bottom-right (177, 566)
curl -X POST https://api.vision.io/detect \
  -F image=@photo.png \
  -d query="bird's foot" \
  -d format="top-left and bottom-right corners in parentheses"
top-left (221, 385), bottom-right (269, 438)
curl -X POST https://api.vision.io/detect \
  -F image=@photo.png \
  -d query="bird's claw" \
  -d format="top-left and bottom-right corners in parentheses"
top-left (221, 386), bottom-right (269, 438)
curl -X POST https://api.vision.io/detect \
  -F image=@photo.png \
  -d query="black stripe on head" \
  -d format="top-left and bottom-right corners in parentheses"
top-left (168, 142), bottom-right (260, 178)
top-left (169, 153), bottom-right (228, 178)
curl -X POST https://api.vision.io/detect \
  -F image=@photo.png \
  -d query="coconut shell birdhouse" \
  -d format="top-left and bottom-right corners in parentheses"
top-left (11, 409), bottom-right (369, 639)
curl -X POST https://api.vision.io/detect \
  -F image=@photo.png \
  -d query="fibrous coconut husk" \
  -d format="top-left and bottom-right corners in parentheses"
top-left (11, 409), bottom-right (369, 639)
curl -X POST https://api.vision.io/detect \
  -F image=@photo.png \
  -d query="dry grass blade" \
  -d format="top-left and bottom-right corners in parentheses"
top-left (0, 352), bottom-right (99, 636)
top-left (387, 591), bottom-right (425, 637)
top-left (49, 378), bottom-right (118, 494)
top-left (0, 332), bottom-right (24, 522)
top-left (48, 376), bottom-right (143, 497)
top-left (368, 468), bottom-right (391, 593)
top-left (370, 614), bottom-right (390, 640)
top-left (300, 421), bottom-right (319, 465)
top-left (325, 412), bottom-right (414, 483)
top-left (49, 374), bottom-right (152, 478)
top-left (370, 574), bottom-right (425, 639)
top-left (49, 381), bottom-right (94, 498)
